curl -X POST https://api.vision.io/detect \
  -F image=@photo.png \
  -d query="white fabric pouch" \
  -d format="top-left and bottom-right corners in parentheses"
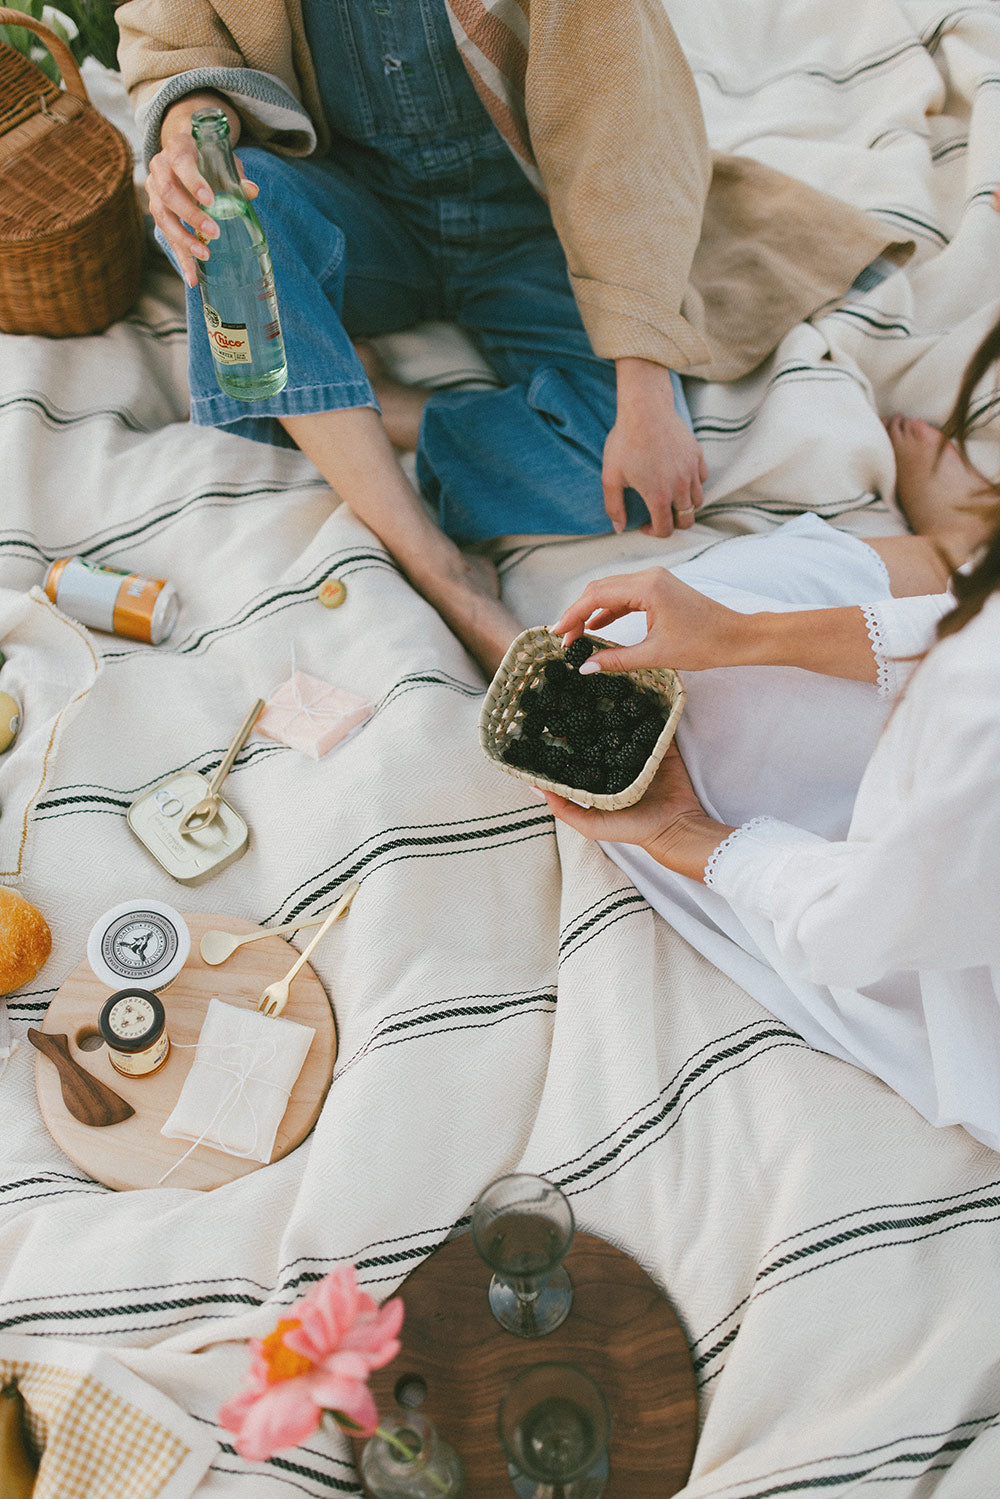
top-left (161, 998), bottom-right (315, 1165)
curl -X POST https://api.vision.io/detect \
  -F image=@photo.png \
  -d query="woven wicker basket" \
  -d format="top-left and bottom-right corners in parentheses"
top-left (479, 626), bottom-right (685, 811)
top-left (0, 8), bottom-right (144, 336)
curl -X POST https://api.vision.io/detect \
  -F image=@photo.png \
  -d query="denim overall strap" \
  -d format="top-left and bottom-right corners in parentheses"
top-left (301, 0), bottom-right (492, 152)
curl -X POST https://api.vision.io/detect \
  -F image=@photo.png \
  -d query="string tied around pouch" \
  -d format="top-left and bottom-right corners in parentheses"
top-left (156, 1036), bottom-right (285, 1185)
top-left (266, 643), bottom-right (352, 733)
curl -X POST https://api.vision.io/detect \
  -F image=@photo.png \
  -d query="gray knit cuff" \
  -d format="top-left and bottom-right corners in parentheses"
top-left (136, 68), bottom-right (317, 167)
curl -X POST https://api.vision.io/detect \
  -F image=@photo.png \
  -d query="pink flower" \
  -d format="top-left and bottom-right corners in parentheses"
top-left (219, 1264), bottom-right (404, 1463)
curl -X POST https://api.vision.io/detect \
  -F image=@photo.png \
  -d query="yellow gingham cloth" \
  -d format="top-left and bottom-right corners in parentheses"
top-left (0, 1344), bottom-right (215, 1499)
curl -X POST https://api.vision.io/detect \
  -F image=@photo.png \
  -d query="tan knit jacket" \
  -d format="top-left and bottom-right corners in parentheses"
top-left (117, 0), bottom-right (909, 380)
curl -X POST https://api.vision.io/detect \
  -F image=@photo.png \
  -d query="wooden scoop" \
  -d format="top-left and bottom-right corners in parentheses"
top-left (27, 1029), bottom-right (135, 1127)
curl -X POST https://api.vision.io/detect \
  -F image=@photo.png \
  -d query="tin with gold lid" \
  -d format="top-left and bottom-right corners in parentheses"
top-left (98, 988), bottom-right (170, 1077)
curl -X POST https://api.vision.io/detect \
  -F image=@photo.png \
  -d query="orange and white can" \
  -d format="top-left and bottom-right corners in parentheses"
top-left (44, 557), bottom-right (179, 645)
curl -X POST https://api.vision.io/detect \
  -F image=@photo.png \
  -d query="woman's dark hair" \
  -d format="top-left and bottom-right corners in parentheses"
top-left (937, 316), bottom-right (1000, 638)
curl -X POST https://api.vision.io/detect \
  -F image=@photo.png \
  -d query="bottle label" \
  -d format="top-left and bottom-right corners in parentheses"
top-left (203, 304), bottom-right (252, 365)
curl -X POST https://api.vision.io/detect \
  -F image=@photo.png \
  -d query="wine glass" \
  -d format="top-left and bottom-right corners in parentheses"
top-left (471, 1173), bottom-right (575, 1337)
top-left (498, 1362), bottom-right (610, 1499)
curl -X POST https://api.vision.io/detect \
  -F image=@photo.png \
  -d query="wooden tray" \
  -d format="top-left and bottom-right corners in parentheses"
top-left (34, 912), bottom-right (338, 1191)
top-left (355, 1229), bottom-right (698, 1496)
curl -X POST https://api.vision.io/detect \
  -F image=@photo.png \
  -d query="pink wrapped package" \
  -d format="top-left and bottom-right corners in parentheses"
top-left (255, 671), bottom-right (373, 759)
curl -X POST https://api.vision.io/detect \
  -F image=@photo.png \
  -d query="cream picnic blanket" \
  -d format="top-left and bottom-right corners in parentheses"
top-left (1, 3), bottom-right (1000, 1494)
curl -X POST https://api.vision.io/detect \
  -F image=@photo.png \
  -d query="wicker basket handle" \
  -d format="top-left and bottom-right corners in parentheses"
top-left (0, 7), bottom-right (89, 103)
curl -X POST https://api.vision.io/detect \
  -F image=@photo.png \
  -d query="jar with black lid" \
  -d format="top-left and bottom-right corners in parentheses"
top-left (98, 988), bottom-right (170, 1077)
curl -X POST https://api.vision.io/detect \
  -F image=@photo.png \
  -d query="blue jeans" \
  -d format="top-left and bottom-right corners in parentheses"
top-left (176, 135), bottom-right (693, 542)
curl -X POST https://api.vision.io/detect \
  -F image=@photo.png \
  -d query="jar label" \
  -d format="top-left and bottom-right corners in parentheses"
top-left (108, 1031), bottom-right (170, 1077)
top-left (204, 304), bottom-right (252, 365)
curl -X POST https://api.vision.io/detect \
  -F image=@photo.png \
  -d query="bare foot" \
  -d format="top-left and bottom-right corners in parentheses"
top-left (355, 341), bottom-right (430, 452)
top-left (887, 414), bottom-right (994, 564)
top-left (416, 551), bottom-right (521, 678)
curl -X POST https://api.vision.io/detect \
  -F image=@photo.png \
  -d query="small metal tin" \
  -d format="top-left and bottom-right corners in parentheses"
top-left (44, 557), bottom-right (179, 644)
top-left (127, 771), bottom-right (249, 885)
top-left (87, 899), bottom-right (190, 991)
top-left (99, 988), bottom-right (170, 1077)
top-left (0, 690), bottom-right (19, 753)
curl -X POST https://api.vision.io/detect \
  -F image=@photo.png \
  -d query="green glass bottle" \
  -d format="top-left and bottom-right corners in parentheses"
top-left (190, 107), bottom-right (288, 401)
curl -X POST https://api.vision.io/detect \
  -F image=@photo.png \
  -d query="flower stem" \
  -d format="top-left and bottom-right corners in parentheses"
top-left (327, 1411), bottom-right (450, 1495)
top-left (374, 1423), bottom-right (450, 1493)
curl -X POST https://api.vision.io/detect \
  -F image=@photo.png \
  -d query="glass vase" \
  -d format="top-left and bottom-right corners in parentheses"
top-left (360, 1411), bottom-right (464, 1498)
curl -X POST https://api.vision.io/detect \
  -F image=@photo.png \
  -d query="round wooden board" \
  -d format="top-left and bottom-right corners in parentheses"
top-left (35, 912), bottom-right (337, 1192)
top-left (354, 1230), bottom-right (698, 1497)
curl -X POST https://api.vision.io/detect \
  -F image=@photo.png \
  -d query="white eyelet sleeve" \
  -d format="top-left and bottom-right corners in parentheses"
top-left (703, 611), bottom-right (1000, 989)
top-left (860, 593), bottom-right (952, 699)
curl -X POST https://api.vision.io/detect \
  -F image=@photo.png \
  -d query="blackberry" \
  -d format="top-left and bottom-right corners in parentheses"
top-left (600, 675), bottom-right (633, 701)
top-left (607, 764), bottom-right (639, 793)
top-left (564, 636), bottom-right (596, 668)
top-left (578, 765), bottom-right (609, 794)
top-left (542, 659), bottom-right (574, 689)
top-left (502, 735), bottom-right (533, 768)
top-left (602, 706), bottom-right (633, 734)
top-left (559, 706), bottom-right (593, 737)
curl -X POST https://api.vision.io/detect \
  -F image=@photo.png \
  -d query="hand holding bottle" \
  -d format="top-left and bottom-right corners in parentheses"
top-left (147, 93), bottom-right (258, 288)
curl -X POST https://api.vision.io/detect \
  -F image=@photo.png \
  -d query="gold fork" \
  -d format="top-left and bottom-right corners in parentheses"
top-left (255, 881), bottom-right (359, 1017)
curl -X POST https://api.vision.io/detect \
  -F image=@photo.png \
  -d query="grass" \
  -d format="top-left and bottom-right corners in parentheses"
top-left (0, 0), bottom-right (121, 81)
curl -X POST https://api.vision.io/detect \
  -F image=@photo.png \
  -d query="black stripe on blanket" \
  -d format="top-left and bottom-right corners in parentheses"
top-left (690, 1178), bottom-right (1000, 1386)
top-left (0, 390), bottom-right (153, 433)
top-left (692, 1414), bottom-right (998, 1496)
top-left (32, 742), bottom-right (282, 819)
top-left (122, 314), bottom-right (188, 342)
top-left (545, 1020), bottom-right (811, 1203)
top-left (869, 206), bottom-right (949, 245)
top-left (337, 985), bottom-right (557, 1074)
top-left (91, 554), bottom-right (403, 662)
top-left (558, 888), bottom-right (649, 964)
top-left (30, 667), bottom-right (482, 822)
top-left (690, 361), bottom-right (879, 442)
top-left (923, 8), bottom-right (993, 54)
top-left (0, 481), bottom-right (322, 567)
top-left (823, 306), bottom-right (913, 338)
top-left (210, 1453), bottom-right (360, 1496)
top-left (694, 38), bottom-right (925, 98)
top-left (259, 805), bottom-right (554, 925)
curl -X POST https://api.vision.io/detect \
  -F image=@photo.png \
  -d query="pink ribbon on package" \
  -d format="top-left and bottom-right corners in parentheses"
top-left (255, 670), bottom-right (373, 759)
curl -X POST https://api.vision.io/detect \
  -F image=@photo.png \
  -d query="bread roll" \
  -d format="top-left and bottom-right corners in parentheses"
top-left (0, 887), bottom-right (52, 994)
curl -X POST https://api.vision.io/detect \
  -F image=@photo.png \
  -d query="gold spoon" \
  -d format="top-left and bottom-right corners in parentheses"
top-left (256, 882), bottom-right (360, 1017)
top-left (181, 698), bottom-right (265, 833)
top-left (200, 895), bottom-right (358, 966)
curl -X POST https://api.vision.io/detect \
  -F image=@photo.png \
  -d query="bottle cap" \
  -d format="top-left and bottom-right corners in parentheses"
top-left (317, 578), bottom-right (347, 609)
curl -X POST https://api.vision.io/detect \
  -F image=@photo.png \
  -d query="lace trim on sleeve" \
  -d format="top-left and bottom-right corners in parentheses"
top-left (704, 816), bottom-right (775, 889)
top-left (861, 602), bottom-right (894, 699)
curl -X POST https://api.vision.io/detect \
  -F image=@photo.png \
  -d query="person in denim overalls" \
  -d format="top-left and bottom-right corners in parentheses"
top-left (146, 1), bottom-right (706, 673)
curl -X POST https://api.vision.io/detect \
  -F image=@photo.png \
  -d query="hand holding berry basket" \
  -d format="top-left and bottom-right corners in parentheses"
top-left (479, 627), bottom-right (685, 811)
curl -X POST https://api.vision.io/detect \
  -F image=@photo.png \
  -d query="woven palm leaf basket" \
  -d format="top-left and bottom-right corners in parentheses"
top-left (0, 8), bottom-right (144, 336)
top-left (479, 626), bottom-right (685, 811)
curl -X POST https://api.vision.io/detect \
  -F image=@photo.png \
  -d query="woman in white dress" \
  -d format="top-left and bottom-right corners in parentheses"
top-left (542, 326), bottom-right (1000, 1154)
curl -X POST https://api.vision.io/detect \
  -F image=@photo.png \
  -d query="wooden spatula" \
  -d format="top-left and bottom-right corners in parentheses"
top-left (27, 1029), bottom-right (135, 1126)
